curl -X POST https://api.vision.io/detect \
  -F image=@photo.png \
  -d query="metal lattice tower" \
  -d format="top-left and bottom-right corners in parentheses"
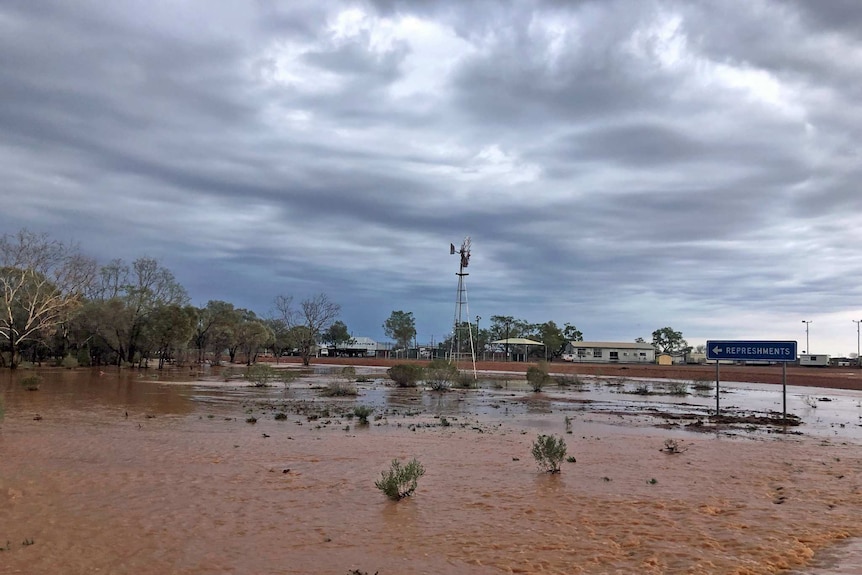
top-left (449, 237), bottom-right (476, 377)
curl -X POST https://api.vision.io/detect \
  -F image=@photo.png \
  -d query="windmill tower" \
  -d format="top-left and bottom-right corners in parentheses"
top-left (450, 237), bottom-right (477, 377)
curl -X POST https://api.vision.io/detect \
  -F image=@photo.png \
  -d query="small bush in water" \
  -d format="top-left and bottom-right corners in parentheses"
top-left (21, 375), bottom-right (42, 391)
top-left (526, 365), bottom-right (551, 392)
top-left (531, 434), bottom-right (567, 473)
top-left (424, 359), bottom-right (458, 391)
top-left (353, 405), bottom-right (373, 425)
top-left (387, 364), bottom-right (424, 387)
top-left (375, 458), bottom-right (426, 501)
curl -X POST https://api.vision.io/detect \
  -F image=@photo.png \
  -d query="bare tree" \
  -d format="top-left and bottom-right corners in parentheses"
top-left (0, 229), bottom-right (96, 368)
top-left (274, 293), bottom-right (340, 366)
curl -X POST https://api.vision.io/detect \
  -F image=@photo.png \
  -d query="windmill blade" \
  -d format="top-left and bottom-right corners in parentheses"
top-left (461, 236), bottom-right (471, 268)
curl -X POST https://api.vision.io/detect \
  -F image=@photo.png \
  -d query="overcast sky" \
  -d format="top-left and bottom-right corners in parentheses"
top-left (3, 0), bottom-right (862, 356)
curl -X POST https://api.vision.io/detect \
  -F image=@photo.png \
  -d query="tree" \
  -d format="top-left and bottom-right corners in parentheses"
top-left (383, 310), bottom-right (416, 350)
top-left (652, 327), bottom-right (688, 354)
top-left (563, 323), bottom-right (583, 342)
top-left (144, 304), bottom-right (197, 368)
top-left (322, 320), bottom-right (352, 353)
top-left (232, 311), bottom-right (272, 365)
top-left (87, 257), bottom-right (189, 365)
top-left (0, 230), bottom-right (96, 368)
top-left (275, 293), bottom-right (340, 366)
top-left (193, 300), bottom-right (237, 364)
top-left (537, 321), bottom-right (567, 359)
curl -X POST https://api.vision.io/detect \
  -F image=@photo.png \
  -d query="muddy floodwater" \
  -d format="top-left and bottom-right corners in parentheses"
top-left (3, 366), bottom-right (862, 574)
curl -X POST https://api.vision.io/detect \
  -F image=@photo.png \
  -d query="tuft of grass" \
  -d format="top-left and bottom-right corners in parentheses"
top-left (353, 405), bottom-right (373, 425)
top-left (663, 381), bottom-right (688, 396)
top-left (245, 416), bottom-right (258, 424)
top-left (322, 381), bottom-right (358, 396)
top-left (274, 412), bottom-right (288, 421)
top-left (691, 377), bottom-right (714, 392)
top-left (531, 434), bottom-right (567, 473)
top-left (661, 439), bottom-right (687, 454)
top-left (375, 458), bottom-right (426, 501)
top-left (21, 375), bottom-right (42, 391)
top-left (554, 374), bottom-right (584, 388)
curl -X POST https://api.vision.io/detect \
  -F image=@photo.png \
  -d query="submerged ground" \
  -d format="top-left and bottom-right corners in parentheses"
top-left (2, 362), bottom-right (862, 574)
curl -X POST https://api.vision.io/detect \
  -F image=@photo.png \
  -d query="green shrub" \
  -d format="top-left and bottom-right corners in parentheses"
top-left (664, 381), bottom-right (688, 396)
top-left (61, 354), bottom-right (79, 369)
top-left (245, 364), bottom-right (277, 387)
top-left (454, 371), bottom-right (475, 388)
top-left (424, 359), bottom-right (458, 391)
top-left (531, 434), bottom-right (567, 473)
top-left (554, 374), bottom-right (583, 388)
top-left (353, 405), bottom-right (373, 425)
top-left (340, 366), bottom-right (357, 381)
top-left (526, 365), bottom-right (551, 392)
top-left (387, 364), bottom-right (424, 387)
top-left (691, 377), bottom-right (714, 392)
top-left (21, 375), bottom-right (42, 391)
top-left (274, 412), bottom-right (288, 421)
top-left (375, 458), bottom-right (426, 501)
top-left (323, 381), bottom-right (358, 396)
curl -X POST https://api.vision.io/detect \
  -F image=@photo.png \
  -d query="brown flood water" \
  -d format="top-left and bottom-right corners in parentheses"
top-left (2, 367), bottom-right (862, 575)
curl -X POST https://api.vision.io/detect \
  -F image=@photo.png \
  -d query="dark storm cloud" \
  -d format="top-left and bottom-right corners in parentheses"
top-left (3, 0), bottom-right (862, 353)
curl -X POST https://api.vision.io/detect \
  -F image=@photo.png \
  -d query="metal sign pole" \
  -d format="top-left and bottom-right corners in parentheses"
top-left (782, 361), bottom-right (787, 421)
top-left (715, 360), bottom-right (720, 416)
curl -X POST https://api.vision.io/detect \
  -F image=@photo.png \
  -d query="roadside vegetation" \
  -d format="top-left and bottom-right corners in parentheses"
top-left (375, 458), bottom-right (425, 501)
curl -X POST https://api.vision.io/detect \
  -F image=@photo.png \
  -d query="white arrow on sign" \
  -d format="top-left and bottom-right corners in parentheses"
top-left (712, 345), bottom-right (722, 355)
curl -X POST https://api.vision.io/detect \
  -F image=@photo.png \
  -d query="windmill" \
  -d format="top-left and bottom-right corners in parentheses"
top-left (450, 237), bottom-right (477, 377)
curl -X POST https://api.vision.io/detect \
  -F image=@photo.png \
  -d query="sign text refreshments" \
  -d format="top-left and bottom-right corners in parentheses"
top-left (706, 340), bottom-right (797, 362)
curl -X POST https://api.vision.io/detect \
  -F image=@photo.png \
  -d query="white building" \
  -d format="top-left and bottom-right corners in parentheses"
top-left (563, 341), bottom-right (656, 364)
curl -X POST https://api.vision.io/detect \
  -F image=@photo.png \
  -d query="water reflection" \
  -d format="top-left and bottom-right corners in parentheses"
top-left (1, 368), bottom-right (196, 419)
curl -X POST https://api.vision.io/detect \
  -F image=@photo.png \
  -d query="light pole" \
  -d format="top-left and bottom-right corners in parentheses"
top-left (854, 320), bottom-right (862, 367)
top-left (801, 320), bottom-right (812, 353)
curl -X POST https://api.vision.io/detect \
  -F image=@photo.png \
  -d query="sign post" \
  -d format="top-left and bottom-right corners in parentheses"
top-left (706, 340), bottom-right (797, 417)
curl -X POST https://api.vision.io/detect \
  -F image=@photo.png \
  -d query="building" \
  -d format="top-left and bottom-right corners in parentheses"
top-left (331, 336), bottom-right (383, 357)
top-left (799, 353), bottom-right (830, 367)
top-left (562, 341), bottom-right (656, 364)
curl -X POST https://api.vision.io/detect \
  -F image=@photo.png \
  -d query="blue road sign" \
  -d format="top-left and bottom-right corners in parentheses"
top-left (706, 340), bottom-right (797, 362)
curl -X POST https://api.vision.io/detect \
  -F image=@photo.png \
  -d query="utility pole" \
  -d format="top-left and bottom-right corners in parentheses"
top-left (854, 320), bottom-right (862, 367)
top-left (801, 320), bottom-right (812, 353)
